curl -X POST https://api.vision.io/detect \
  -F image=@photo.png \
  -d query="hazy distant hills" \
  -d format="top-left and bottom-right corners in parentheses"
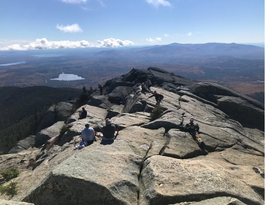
top-left (92, 43), bottom-right (264, 60)
top-left (0, 42), bottom-right (263, 105)
top-left (0, 42), bottom-right (263, 60)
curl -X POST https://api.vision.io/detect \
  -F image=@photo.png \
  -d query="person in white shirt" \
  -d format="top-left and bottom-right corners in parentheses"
top-left (74, 123), bottom-right (95, 150)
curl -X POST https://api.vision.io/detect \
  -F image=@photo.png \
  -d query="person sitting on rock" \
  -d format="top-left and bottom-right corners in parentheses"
top-left (74, 123), bottom-right (95, 150)
top-left (185, 117), bottom-right (208, 154)
top-left (185, 117), bottom-right (199, 132)
top-left (79, 107), bottom-right (87, 119)
top-left (148, 91), bottom-right (164, 106)
top-left (100, 118), bottom-right (118, 141)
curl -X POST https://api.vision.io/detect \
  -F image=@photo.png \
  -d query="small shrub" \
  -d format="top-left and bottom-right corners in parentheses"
top-left (60, 125), bottom-right (69, 135)
top-left (0, 181), bottom-right (19, 197)
top-left (0, 168), bottom-right (19, 182)
top-left (150, 106), bottom-right (164, 120)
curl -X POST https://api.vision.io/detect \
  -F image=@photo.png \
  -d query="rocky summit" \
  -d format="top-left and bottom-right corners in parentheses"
top-left (0, 67), bottom-right (264, 205)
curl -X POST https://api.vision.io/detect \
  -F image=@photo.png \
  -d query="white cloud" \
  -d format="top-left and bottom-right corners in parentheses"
top-left (56, 24), bottom-right (83, 33)
top-left (164, 34), bottom-right (169, 37)
top-left (61, 0), bottom-right (86, 3)
top-left (187, 32), bottom-right (193, 36)
top-left (0, 38), bottom-right (134, 50)
top-left (0, 40), bottom-right (32, 48)
top-left (146, 0), bottom-right (171, 7)
top-left (146, 37), bottom-right (162, 43)
top-left (97, 38), bottom-right (134, 47)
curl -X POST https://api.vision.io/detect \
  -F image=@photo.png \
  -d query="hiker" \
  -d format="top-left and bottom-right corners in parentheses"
top-left (79, 107), bottom-right (87, 119)
top-left (185, 117), bottom-right (208, 154)
top-left (98, 83), bottom-right (103, 95)
top-left (119, 93), bottom-right (126, 105)
top-left (148, 91), bottom-right (164, 106)
top-left (100, 118), bottom-right (118, 141)
top-left (145, 79), bottom-right (152, 90)
top-left (141, 82), bottom-right (150, 93)
top-left (74, 123), bottom-right (95, 150)
top-left (185, 117), bottom-right (199, 132)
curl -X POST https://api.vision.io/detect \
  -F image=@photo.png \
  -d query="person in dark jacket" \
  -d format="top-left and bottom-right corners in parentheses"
top-left (185, 117), bottom-right (208, 154)
top-left (79, 107), bottom-right (87, 119)
top-left (148, 91), bottom-right (164, 106)
top-left (185, 117), bottom-right (199, 132)
top-left (98, 83), bottom-right (103, 95)
top-left (100, 118), bottom-right (117, 141)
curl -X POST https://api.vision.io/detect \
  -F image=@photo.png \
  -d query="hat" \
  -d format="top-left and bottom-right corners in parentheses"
top-left (106, 118), bottom-right (111, 125)
top-left (190, 117), bottom-right (194, 121)
top-left (85, 123), bottom-right (90, 127)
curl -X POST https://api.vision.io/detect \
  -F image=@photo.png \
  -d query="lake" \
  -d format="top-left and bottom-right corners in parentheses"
top-left (0, 61), bottom-right (26, 66)
top-left (34, 54), bottom-right (65, 58)
top-left (50, 73), bottom-right (85, 81)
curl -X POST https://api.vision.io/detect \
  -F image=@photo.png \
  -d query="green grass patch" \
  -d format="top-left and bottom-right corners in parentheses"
top-left (0, 168), bottom-right (20, 182)
top-left (0, 182), bottom-right (19, 197)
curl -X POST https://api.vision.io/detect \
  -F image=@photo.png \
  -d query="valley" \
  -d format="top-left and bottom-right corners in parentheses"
top-left (0, 43), bottom-right (263, 103)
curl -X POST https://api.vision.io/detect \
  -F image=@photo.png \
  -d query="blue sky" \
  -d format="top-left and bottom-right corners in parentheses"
top-left (0, 0), bottom-right (264, 50)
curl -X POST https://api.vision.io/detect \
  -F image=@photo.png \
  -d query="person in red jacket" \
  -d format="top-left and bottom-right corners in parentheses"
top-left (148, 91), bottom-right (164, 106)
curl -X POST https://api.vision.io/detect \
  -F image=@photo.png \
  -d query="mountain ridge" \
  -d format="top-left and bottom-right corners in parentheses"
top-left (0, 67), bottom-right (264, 205)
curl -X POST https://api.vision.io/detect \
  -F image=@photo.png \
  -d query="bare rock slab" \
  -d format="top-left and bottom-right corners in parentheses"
top-left (164, 129), bottom-right (202, 158)
top-left (140, 155), bottom-right (263, 205)
top-left (220, 147), bottom-right (264, 167)
top-left (9, 135), bottom-right (35, 154)
top-left (67, 104), bottom-right (107, 123)
top-left (111, 112), bottom-right (150, 129)
top-left (118, 126), bottom-right (166, 157)
top-left (142, 110), bottom-right (184, 130)
top-left (35, 121), bottom-right (65, 147)
top-left (170, 196), bottom-right (247, 205)
top-left (0, 199), bottom-right (34, 205)
top-left (87, 95), bottom-right (112, 109)
top-left (24, 140), bottom-right (141, 205)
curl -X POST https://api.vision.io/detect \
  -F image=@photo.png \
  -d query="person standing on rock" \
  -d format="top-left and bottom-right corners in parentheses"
top-left (141, 82), bottom-right (150, 93)
top-left (98, 83), bottom-right (103, 95)
top-left (100, 118), bottom-right (118, 141)
top-left (148, 91), bottom-right (164, 106)
top-left (74, 123), bottom-right (95, 150)
top-left (185, 117), bottom-right (208, 154)
top-left (145, 79), bottom-right (152, 90)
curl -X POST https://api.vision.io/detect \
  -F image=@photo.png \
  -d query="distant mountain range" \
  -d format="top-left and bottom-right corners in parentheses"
top-left (92, 42), bottom-right (264, 60)
top-left (0, 42), bottom-right (263, 105)
top-left (1, 42), bottom-right (263, 61)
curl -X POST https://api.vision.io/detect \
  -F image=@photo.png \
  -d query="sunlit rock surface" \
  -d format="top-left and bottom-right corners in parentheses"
top-left (0, 68), bottom-right (263, 205)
